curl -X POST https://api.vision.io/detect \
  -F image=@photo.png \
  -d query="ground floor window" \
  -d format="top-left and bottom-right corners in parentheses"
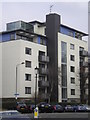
top-left (25, 87), bottom-right (31, 94)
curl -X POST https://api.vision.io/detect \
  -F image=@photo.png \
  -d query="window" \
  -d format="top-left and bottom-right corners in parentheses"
top-left (25, 47), bottom-right (31, 55)
top-left (70, 44), bottom-right (75, 50)
top-left (70, 55), bottom-right (75, 61)
top-left (61, 41), bottom-right (67, 63)
top-left (10, 34), bottom-right (15, 40)
top-left (61, 41), bottom-right (67, 52)
top-left (25, 61), bottom-right (31, 68)
top-left (71, 89), bottom-right (75, 95)
top-left (61, 64), bottom-right (67, 87)
top-left (70, 66), bottom-right (75, 72)
top-left (25, 74), bottom-right (31, 81)
top-left (25, 87), bottom-right (31, 94)
top-left (71, 77), bottom-right (75, 84)
top-left (62, 88), bottom-right (67, 99)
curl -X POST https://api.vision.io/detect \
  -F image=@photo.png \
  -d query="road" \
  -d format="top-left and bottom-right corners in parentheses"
top-left (1, 112), bottom-right (90, 120)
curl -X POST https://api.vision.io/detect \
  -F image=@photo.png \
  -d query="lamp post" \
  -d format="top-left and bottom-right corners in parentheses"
top-left (35, 66), bottom-right (39, 109)
top-left (15, 62), bottom-right (25, 100)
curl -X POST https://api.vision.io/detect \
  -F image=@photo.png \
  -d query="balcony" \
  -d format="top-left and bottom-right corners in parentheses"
top-left (80, 50), bottom-right (88, 57)
top-left (80, 61), bottom-right (88, 67)
top-left (39, 55), bottom-right (49, 63)
top-left (39, 68), bottom-right (48, 75)
top-left (80, 72), bottom-right (88, 78)
top-left (38, 80), bottom-right (49, 87)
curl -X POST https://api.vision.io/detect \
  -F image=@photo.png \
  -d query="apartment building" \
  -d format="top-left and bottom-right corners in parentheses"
top-left (0, 13), bottom-right (88, 104)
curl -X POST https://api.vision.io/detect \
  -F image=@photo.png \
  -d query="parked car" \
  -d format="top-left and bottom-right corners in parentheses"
top-left (37, 102), bottom-right (53, 113)
top-left (28, 104), bottom-right (35, 113)
top-left (52, 104), bottom-right (64, 112)
top-left (73, 104), bottom-right (87, 112)
top-left (16, 102), bottom-right (28, 113)
top-left (65, 105), bottom-right (74, 112)
top-left (85, 105), bottom-right (90, 112)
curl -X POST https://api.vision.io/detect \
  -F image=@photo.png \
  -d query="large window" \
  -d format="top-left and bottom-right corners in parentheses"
top-left (61, 64), bottom-right (67, 87)
top-left (25, 74), bottom-right (31, 81)
top-left (25, 87), bottom-right (31, 94)
top-left (71, 89), bottom-right (75, 95)
top-left (71, 77), bottom-right (75, 84)
top-left (25, 47), bottom-right (31, 55)
top-left (25, 61), bottom-right (31, 68)
top-left (61, 41), bottom-right (67, 63)
top-left (70, 44), bottom-right (75, 50)
top-left (70, 55), bottom-right (75, 61)
top-left (62, 88), bottom-right (67, 99)
top-left (70, 66), bottom-right (75, 72)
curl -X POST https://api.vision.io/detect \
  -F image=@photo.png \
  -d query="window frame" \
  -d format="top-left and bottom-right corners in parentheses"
top-left (70, 55), bottom-right (75, 61)
top-left (70, 66), bottom-right (75, 72)
top-left (25, 87), bottom-right (31, 94)
top-left (71, 89), bottom-right (75, 95)
top-left (25, 61), bottom-right (31, 68)
top-left (25, 47), bottom-right (31, 55)
top-left (71, 77), bottom-right (75, 84)
top-left (25, 74), bottom-right (31, 81)
top-left (70, 43), bottom-right (75, 50)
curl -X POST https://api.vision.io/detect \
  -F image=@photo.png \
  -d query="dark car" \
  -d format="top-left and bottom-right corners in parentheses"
top-left (28, 104), bottom-right (35, 113)
top-left (73, 104), bottom-right (87, 112)
top-left (65, 105), bottom-right (74, 112)
top-left (53, 104), bottom-right (64, 112)
top-left (16, 102), bottom-right (28, 113)
top-left (37, 102), bottom-right (53, 113)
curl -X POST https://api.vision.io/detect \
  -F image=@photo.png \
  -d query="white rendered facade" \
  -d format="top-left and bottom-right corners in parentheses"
top-left (58, 33), bottom-right (88, 102)
top-left (2, 39), bottom-right (47, 99)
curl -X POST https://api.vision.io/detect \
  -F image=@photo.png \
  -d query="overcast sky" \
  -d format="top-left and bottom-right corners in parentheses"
top-left (0, 0), bottom-right (89, 37)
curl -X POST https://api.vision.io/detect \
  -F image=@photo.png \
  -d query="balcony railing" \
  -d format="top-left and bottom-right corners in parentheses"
top-left (39, 68), bottom-right (48, 75)
top-left (38, 80), bottom-right (49, 87)
top-left (80, 72), bottom-right (88, 78)
top-left (80, 50), bottom-right (88, 57)
top-left (80, 61), bottom-right (88, 67)
top-left (39, 55), bottom-right (49, 63)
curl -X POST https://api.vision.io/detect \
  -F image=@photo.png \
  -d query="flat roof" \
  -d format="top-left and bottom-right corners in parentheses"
top-left (29, 20), bottom-right (88, 36)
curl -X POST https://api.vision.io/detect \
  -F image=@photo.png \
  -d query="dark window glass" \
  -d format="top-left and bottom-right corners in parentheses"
top-left (71, 77), bottom-right (75, 84)
top-left (25, 61), bottom-right (31, 68)
top-left (71, 89), bottom-right (75, 95)
top-left (62, 88), bottom-right (67, 99)
top-left (25, 87), bottom-right (31, 94)
top-left (61, 41), bottom-right (67, 63)
top-left (70, 55), bottom-right (75, 61)
top-left (70, 66), bottom-right (75, 72)
top-left (61, 64), bottom-right (67, 87)
top-left (25, 74), bottom-right (31, 81)
top-left (25, 47), bottom-right (31, 55)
